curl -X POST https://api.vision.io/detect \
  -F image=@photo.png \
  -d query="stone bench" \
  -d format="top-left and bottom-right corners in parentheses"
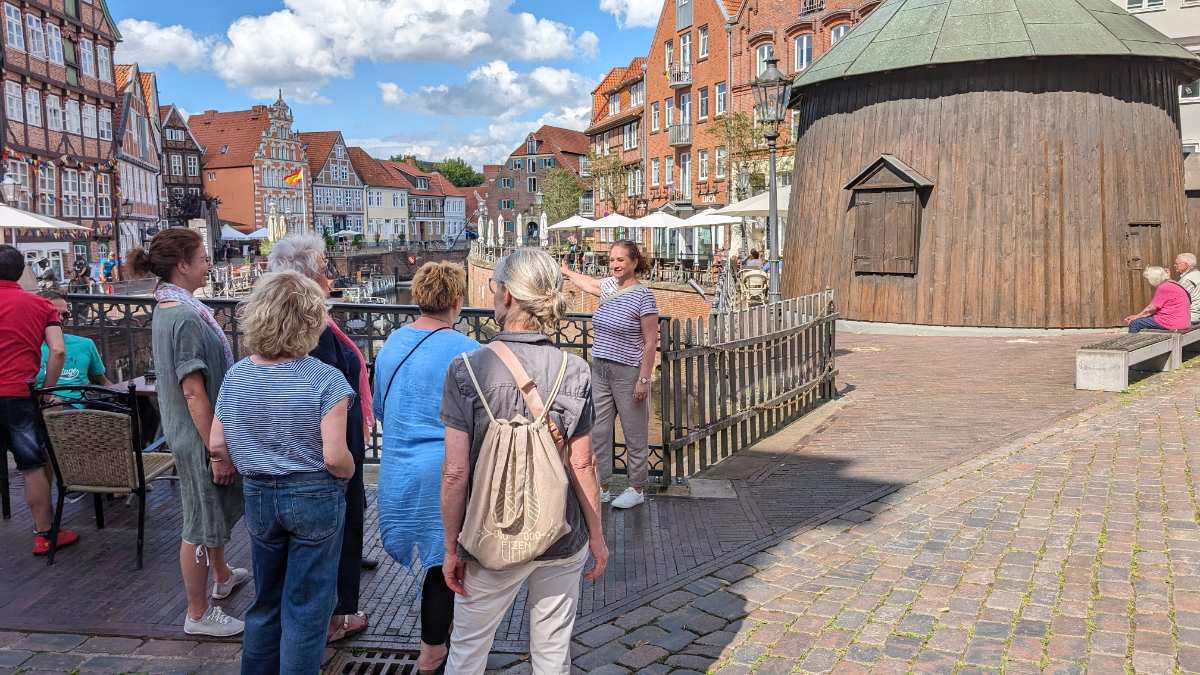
top-left (1075, 333), bottom-right (1178, 392)
top-left (1144, 325), bottom-right (1200, 365)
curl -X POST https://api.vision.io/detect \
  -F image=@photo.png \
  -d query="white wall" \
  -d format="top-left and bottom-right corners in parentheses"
top-left (1118, 0), bottom-right (1200, 146)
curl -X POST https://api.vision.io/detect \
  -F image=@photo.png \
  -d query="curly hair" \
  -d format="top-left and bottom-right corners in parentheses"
top-left (411, 261), bottom-right (466, 314)
top-left (239, 271), bottom-right (328, 359)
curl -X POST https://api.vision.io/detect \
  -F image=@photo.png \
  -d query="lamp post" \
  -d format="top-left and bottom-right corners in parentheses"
top-left (118, 198), bottom-right (133, 258)
top-left (0, 174), bottom-right (16, 245)
top-left (752, 54), bottom-right (792, 306)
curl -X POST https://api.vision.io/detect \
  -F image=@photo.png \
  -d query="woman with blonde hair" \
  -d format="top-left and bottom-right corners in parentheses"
top-left (441, 248), bottom-right (608, 674)
top-left (374, 261), bottom-right (479, 673)
top-left (211, 271), bottom-right (356, 674)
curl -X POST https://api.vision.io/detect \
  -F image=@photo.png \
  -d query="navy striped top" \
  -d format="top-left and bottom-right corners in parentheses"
top-left (592, 277), bottom-right (659, 368)
top-left (215, 356), bottom-right (355, 477)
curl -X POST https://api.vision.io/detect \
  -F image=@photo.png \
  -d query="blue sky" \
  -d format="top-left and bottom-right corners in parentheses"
top-left (105, 0), bottom-right (661, 167)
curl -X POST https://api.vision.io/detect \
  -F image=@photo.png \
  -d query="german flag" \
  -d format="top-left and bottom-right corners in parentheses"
top-left (283, 168), bottom-right (303, 185)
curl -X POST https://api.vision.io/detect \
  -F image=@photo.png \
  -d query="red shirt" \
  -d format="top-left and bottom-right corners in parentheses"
top-left (1152, 281), bottom-right (1193, 331)
top-left (0, 280), bottom-right (60, 397)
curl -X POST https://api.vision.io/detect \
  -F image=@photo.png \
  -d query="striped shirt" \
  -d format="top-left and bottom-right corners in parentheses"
top-left (592, 277), bottom-right (659, 368)
top-left (215, 356), bottom-right (355, 477)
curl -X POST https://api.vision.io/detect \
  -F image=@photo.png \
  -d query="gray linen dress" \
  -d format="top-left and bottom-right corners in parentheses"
top-left (151, 304), bottom-right (243, 547)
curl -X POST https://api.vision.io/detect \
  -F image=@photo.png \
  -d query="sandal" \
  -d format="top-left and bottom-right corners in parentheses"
top-left (327, 612), bottom-right (368, 643)
top-left (417, 642), bottom-right (448, 675)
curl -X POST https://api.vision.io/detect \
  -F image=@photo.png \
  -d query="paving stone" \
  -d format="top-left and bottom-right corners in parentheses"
top-left (78, 636), bottom-right (144, 655)
top-left (682, 577), bottom-right (725, 597)
top-left (713, 563), bottom-right (755, 583)
top-left (692, 591), bottom-right (749, 621)
top-left (652, 590), bottom-right (699, 613)
top-left (577, 624), bottom-right (626, 648)
top-left (895, 613), bottom-right (936, 636)
top-left (21, 651), bottom-right (86, 670)
top-left (79, 654), bottom-right (156, 672)
top-left (135, 639), bottom-right (200, 657)
top-left (583, 665), bottom-right (630, 675)
top-left (0, 650), bottom-right (31, 667)
top-left (801, 647), bottom-right (840, 673)
top-left (0, 635), bottom-right (24, 650)
top-left (617, 644), bottom-right (668, 670)
top-left (612, 606), bottom-right (660, 631)
top-left (648, 629), bottom-right (697, 652)
top-left (665, 654), bottom-right (716, 670)
top-left (619, 625), bottom-right (668, 648)
top-left (657, 607), bottom-right (726, 634)
top-left (11, 632), bottom-right (87, 652)
top-left (486, 653), bottom-right (524, 670)
top-left (188, 641), bottom-right (241, 658)
top-left (572, 640), bottom-right (628, 671)
top-left (845, 643), bottom-right (882, 664)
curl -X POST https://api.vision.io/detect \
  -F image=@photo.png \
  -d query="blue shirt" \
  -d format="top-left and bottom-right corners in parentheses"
top-left (374, 326), bottom-right (480, 569)
top-left (37, 333), bottom-right (105, 399)
top-left (215, 356), bottom-right (355, 477)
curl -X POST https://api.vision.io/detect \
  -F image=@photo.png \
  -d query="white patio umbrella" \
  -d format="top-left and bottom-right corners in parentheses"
top-left (588, 212), bottom-right (636, 230)
top-left (221, 224), bottom-right (254, 241)
top-left (486, 218), bottom-right (495, 247)
top-left (332, 229), bottom-right (359, 238)
top-left (631, 211), bottom-right (685, 229)
top-left (548, 214), bottom-right (593, 231)
top-left (676, 208), bottom-right (741, 227)
top-left (539, 211), bottom-right (549, 248)
top-left (715, 186), bottom-right (791, 219)
top-left (0, 203), bottom-right (90, 245)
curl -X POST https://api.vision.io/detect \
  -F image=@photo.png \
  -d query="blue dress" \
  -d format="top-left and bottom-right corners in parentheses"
top-left (374, 326), bottom-right (480, 570)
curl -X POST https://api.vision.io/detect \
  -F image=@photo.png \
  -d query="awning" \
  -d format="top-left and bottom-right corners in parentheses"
top-left (221, 224), bottom-right (269, 240)
top-left (548, 214), bottom-right (594, 231)
top-left (672, 207), bottom-right (741, 229)
top-left (0, 204), bottom-right (90, 244)
top-left (631, 211), bottom-right (685, 229)
top-left (583, 213), bottom-right (636, 230)
top-left (715, 186), bottom-right (791, 219)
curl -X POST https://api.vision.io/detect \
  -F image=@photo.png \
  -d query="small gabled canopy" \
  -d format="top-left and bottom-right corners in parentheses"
top-left (844, 154), bottom-right (934, 191)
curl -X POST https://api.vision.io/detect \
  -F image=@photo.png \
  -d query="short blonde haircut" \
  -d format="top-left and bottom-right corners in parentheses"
top-left (411, 261), bottom-right (466, 314)
top-left (493, 248), bottom-right (567, 330)
top-left (240, 271), bottom-right (328, 359)
top-left (1144, 266), bottom-right (1171, 286)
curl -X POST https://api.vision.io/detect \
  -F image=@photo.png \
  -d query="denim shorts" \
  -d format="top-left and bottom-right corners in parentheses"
top-left (0, 396), bottom-right (47, 471)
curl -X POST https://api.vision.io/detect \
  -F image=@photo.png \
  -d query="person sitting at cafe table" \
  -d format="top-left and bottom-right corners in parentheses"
top-left (34, 290), bottom-right (111, 397)
top-left (742, 250), bottom-right (764, 271)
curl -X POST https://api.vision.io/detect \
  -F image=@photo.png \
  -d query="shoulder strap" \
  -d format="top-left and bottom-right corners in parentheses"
top-left (380, 326), bottom-right (450, 410)
top-left (459, 352), bottom-right (496, 423)
top-left (487, 341), bottom-right (569, 447)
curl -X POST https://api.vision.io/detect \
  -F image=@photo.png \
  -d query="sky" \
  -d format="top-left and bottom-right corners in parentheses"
top-left (105, 0), bottom-right (665, 168)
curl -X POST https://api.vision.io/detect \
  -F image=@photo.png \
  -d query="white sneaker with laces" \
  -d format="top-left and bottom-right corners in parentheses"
top-left (211, 567), bottom-right (251, 600)
top-left (184, 605), bottom-right (245, 637)
top-left (600, 490), bottom-right (612, 504)
top-left (611, 487), bottom-right (644, 509)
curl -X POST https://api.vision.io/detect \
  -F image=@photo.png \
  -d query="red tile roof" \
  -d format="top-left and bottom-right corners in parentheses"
top-left (188, 108), bottom-right (272, 169)
top-left (139, 72), bottom-right (156, 107)
top-left (297, 131), bottom-right (340, 177)
top-left (721, 0), bottom-right (743, 17)
top-left (114, 64), bottom-right (132, 90)
top-left (389, 160), bottom-right (444, 196)
top-left (158, 105), bottom-right (171, 124)
top-left (509, 125), bottom-right (588, 158)
top-left (347, 147), bottom-right (411, 189)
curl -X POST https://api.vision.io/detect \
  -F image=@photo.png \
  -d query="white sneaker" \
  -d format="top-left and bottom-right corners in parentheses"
top-left (184, 605), bottom-right (244, 637)
top-left (611, 487), bottom-right (645, 509)
top-left (600, 490), bottom-right (612, 504)
top-left (211, 567), bottom-right (251, 600)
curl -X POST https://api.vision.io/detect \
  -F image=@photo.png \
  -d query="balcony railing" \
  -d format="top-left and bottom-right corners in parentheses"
top-left (668, 123), bottom-right (692, 146)
top-left (668, 63), bottom-right (692, 88)
top-left (579, 196), bottom-right (595, 216)
top-left (801, 0), bottom-right (825, 14)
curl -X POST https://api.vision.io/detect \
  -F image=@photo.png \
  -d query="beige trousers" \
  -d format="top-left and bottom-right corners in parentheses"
top-left (445, 545), bottom-right (588, 674)
top-left (591, 358), bottom-right (650, 489)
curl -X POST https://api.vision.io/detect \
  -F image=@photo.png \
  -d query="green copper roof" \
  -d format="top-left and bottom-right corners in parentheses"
top-left (791, 0), bottom-right (1200, 93)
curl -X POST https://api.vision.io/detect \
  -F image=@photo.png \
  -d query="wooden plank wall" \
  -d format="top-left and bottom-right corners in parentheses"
top-left (782, 58), bottom-right (1194, 328)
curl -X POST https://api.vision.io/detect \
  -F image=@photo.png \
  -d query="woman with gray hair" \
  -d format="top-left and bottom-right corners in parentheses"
top-left (1125, 265), bottom-right (1192, 333)
top-left (267, 235), bottom-right (373, 642)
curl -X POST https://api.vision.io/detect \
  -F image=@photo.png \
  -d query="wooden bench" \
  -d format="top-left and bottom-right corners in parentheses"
top-left (1075, 333), bottom-right (1178, 391)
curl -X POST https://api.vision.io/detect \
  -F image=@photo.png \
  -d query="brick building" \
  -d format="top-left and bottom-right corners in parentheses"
top-left (159, 103), bottom-right (204, 228)
top-left (484, 125), bottom-right (589, 245)
top-left (349, 147), bottom-right (409, 243)
top-left (298, 131), bottom-right (364, 236)
top-left (1, 0), bottom-right (121, 276)
top-left (190, 94), bottom-right (311, 235)
top-left (113, 64), bottom-right (163, 253)
top-left (585, 57), bottom-right (645, 219)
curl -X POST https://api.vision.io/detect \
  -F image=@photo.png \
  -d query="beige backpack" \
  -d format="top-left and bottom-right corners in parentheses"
top-left (458, 342), bottom-right (571, 570)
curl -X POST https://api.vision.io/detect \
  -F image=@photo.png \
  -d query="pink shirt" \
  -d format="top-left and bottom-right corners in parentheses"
top-left (1152, 281), bottom-right (1192, 330)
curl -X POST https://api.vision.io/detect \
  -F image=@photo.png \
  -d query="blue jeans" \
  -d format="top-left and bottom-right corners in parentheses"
top-left (240, 471), bottom-right (346, 675)
top-left (1129, 316), bottom-right (1165, 333)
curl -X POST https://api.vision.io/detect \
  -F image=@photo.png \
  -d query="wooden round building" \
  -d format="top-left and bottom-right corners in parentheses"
top-left (782, 0), bottom-right (1200, 328)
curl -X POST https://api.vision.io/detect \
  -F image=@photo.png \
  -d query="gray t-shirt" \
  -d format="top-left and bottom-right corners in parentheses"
top-left (440, 331), bottom-right (595, 561)
top-left (1180, 269), bottom-right (1200, 323)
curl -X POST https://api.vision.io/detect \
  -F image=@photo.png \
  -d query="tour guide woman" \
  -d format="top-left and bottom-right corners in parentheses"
top-left (561, 240), bottom-right (659, 508)
top-left (128, 228), bottom-right (248, 637)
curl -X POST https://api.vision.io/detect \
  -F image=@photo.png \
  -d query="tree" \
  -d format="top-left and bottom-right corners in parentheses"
top-left (707, 111), bottom-right (764, 200)
top-left (168, 192), bottom-right (219, 221)
top-left (587, 150), bottom-right (628, 214)
top-left (438, 157), bottom-right (484, 187)
top-left (542, 167), bottom-right (582, 224)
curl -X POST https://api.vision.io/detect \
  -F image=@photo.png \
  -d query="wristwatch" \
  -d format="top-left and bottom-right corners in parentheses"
top-left (638, 377), bottom-right (651, 384)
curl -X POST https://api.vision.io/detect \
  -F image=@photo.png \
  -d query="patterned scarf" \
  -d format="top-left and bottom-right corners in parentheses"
top-left (327, 317), bottom-right (374, 429)
top-left (155, 282), bottom-right (235, 368)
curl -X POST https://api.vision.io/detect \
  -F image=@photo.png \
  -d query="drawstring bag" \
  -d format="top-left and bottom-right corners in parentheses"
top-left (458, 342), bottom-right (571, 570)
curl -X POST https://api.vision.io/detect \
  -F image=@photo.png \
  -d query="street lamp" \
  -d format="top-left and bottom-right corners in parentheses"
top-left (752, 53), bottom-right (792, 306)
top-left (0, 174), bottom-right (17, 204)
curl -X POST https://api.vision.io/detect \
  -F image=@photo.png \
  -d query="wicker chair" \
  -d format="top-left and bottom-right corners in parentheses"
top-left (31, 383), bottom-right (176, 569)
top-left (739, 269), bottom-right (770, 307)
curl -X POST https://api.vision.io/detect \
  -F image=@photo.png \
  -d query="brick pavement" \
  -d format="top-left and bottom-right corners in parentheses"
top-left (498, 354), bottom-right (1200, 674)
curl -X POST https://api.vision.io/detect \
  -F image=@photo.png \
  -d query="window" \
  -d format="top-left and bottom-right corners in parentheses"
top-left (651, 158), bottom-right (660, 185)
top-left (97, 44), bottom-right (111, 82)
top-left (1184, 80), bottom-right (1200, 102)
top-left (666, 156), bottom-right (674, 185)
top-left (37, 163), bottom-right (54, 215)
top-left (1186, 143), bottom-right (1200, 155)
top-left (666, 98), bottom-right (674, 127)
top-left (97, 107), bottom-right (110, 139)
top-left (665, 40), bottom-right (673, 68)
top-left (631, 81), bottom-right (644, 107)
top-left (61, 168), bottom-right (78, 216)
top-left (651, 101), bottom-right (660, 131)
top-left (527, 136), bottom-right (537, 154)
top-left (97, 173), bottom-right (111, 217)
top-left (716, 146), bottom-right (728, 178)
top-left (831, 24), bottom-right (850, 44)
top-left (46, 94), bottom-right (61, 130)
top-left (45, 23), bottom-right (62, 64)
top-left (170, 154), bottom-right (182, 176)
top-left (186, 155), bottom-right (199, 176)
top-left (795, 34), bottom-right (813, 71)
top-left (79, 171), bottom-right (94, 217)
top-left (63, 37), bottom-right (78, 86)
top-left (698, 149), bottom-right (708, 180)
top-left (699, 87), bottom-right (709, 119)
top-left (79, 38), bottom-right (94, 78)
top-left (679, 153), bottom-right (690, 197)
top-left (1127, 0), bottom-right (1165, 9)
top-left (24, 88), bottom-right (39, 127)
top-left (679, 92), bottom-right (691, 124)
top-left (699, 26), bottom-right (709, 58)
top-left (65, 99), bottom-right (80, 134)
top-left (716, 82), bottom-right (727, 115)
top-left (207, 171), bottom-right (216, 181)
top-left (4, 81), bottom-right (20, 122)
top-left (26, 15), bottom-right (44, 59)
top-left (528, 176), bottom-right (537, 193)
top-left (756, 44), bottom-right (774, 77)
top-left (81, 103), bottom-right (96, 138)
top-left (609, 93), bottom-right (620, 116)
top-left (681, 32), bottom-right (692, 67)
top-left (623, 121), bottom-right (639, 150)
top-left (4, 4), bottom-right (23, 51)
top-left (6, 159), bottom-right (28, 209)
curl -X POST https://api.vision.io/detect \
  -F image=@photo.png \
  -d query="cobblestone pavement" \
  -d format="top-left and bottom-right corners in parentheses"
top-left (0, 632), bottom-right (242, 674)
top-left (483, 359), bottom-right (1200, 674)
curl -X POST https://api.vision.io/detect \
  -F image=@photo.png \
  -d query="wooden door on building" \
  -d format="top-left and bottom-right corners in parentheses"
top-left (1124, 221), bottom-right (1162, 271)
top-left (852, 188), bottom-right (919, 275)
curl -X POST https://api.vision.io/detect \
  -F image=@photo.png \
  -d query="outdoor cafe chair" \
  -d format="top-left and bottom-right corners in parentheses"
top-left (739, 269), bottom-right (770, 307)
top-left (30, 383), bottom-right (176, 569)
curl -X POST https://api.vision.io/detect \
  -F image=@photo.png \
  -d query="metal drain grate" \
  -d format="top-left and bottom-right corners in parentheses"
top-left (325, 650), bottom-right (422, 675)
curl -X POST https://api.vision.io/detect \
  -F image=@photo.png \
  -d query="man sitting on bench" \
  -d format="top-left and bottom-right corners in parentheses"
top-left (1173, 252), bottom-right (1200, 325)
top-left (1125, 266), bottom-right (1192, 333)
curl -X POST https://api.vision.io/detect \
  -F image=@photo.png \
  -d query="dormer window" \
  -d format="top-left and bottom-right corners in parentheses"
top-left (417, 177), bottom-right (429, 190)
top-left (527, 135), bottom-right (537, 155)
top-left (220, 144), bottom-right (229, 154)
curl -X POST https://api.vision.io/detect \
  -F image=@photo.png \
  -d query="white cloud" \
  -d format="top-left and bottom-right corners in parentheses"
top-left (208, 0), bottom-right (599, 103)
top-left (378, 61), bottom-right (594, 118)
top-left (599, 0), bottom-right (661, 29)
top-left (114, 19), bottom-right (213, 72)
